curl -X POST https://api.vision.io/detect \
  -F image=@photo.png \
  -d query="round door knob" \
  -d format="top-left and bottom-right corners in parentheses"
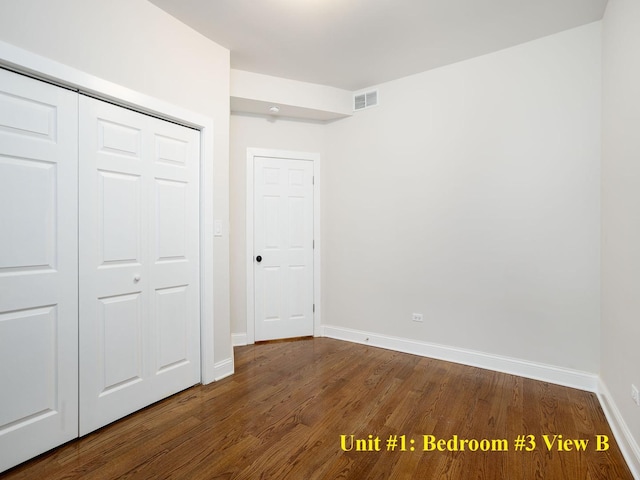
top-left (256, 255), bottom-right (262, 263)
top-left (133, 274), bottom-right (141, 282)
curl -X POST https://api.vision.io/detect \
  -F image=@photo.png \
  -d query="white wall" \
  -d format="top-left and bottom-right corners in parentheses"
top-left (231, 69), bottom-right (352, 121)
top-left (323, 23), bottom-right (602, 372)
top-left (602, 0), bottom-right (640, 473)
top-left (0, 0), bottom-right (233, 365)
top-left (230, 114), bottom-right (325, 337)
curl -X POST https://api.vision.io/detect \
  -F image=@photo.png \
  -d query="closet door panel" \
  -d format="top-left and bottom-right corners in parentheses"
top-left (148, 120), bottom-right (200, 388)
top-left (0, 69), bottom-right (78, 473)
top-left (79, 99), bottom-right (150, 435)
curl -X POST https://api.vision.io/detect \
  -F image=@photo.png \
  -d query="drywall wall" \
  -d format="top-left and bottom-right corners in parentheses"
top-left (0, 0), bottom-right (232, 366)
top-left (231, 69), bottom-right (352, 121)
top-left (230, 114), bottom-right (325, 339)
top-left (323, 23), bottom-right (602, 372)
top-left (601, 0), bottom-right (640, 472)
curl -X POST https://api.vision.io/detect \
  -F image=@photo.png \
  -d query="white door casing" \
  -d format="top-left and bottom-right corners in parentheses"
top-left (246, 149), bottom-right (321, 343)
top-left (78, 96), bottom-right (201, 435)
top-left (0, 69), bottom-right (79, 471)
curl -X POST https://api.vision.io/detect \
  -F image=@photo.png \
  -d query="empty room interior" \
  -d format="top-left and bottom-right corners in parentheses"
top-left (0, 0), bottom-right (639, 478)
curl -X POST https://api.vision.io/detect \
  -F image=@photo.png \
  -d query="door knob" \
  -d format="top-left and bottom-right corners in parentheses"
top-left (256, 255), bottom-right (262, 263)
top-left (133, 274), bottom-right (141, 283)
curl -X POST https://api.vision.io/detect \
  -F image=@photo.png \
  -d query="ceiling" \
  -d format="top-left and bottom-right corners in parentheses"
top-left (149, 0), bottom-right (607, 91)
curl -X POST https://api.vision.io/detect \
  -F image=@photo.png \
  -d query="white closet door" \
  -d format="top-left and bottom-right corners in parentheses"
top-left (0, 69), bottom-right (78, 471)
top-left (79, 96), bottom-right (200, 435)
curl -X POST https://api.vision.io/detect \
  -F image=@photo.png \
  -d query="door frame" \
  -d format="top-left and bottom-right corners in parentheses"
top-left (0, 40), bottom-right (218, 385)
top-left (246, 148), bottom-right (322, 344)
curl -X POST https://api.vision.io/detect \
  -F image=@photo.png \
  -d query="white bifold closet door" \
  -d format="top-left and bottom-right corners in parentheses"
top-left (0, 69), bottom-right (79, 471)
top-left (78, 96), bottom-right (201, 435)
top-left (0, 70), bottom-right (201, 471)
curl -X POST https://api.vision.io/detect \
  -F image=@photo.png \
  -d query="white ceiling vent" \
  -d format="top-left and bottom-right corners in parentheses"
top-left (353, 90), bottom-right (378, 111)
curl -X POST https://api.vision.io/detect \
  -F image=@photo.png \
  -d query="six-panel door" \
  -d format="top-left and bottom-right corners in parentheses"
top-left (254, 156), bottom-right (314, 341)
top-left (0, 69), bottom-right (79, 471)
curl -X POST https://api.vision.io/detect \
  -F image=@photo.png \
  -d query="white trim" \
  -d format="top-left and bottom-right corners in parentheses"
top-left (246, 148), bottom-right (322, 344)
top-left (598, 380), bottom-right (640, 479)
top-left (0, 40), bottom-right (217, 385)
top-left (320, 325), bottom-right (599, 392)
top-left (213, 357), bottom-right (235, 381)
top-left (232, 333), bottom-right (248, 347)
top-left (199, 117), bottom-right (216, 385)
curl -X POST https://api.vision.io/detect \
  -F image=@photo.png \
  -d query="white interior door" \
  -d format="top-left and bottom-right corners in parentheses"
top-left (79, 96), bottom-right (200, 435)
top-left (0, 69), bottom-right (78, 471)
top-left (254, 156), bottom-right (314, 341)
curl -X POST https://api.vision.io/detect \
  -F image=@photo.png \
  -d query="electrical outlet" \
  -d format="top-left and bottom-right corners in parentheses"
top-left (632, 385), bottom-right (639, 406)
top-left (412, 313), bottom-right (423, 323)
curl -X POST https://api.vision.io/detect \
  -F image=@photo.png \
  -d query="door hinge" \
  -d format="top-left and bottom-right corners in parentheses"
top-left (312, 176), bottom-right (315, 185)
top-left (313, 240), bottom-right (315, 249)
top-left (313, 304), bottom-right (315, 312)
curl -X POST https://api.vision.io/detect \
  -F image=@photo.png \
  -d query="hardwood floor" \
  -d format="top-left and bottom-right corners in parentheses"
top-left (1, 338), bottom-right (634, 479)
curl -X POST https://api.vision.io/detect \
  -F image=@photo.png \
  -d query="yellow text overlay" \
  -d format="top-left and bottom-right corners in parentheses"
top-left (339, 434), bottom-right (610, 453)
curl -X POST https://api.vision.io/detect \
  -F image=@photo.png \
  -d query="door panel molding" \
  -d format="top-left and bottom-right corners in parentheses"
top-left (246, 148), bottom-right (321, 344)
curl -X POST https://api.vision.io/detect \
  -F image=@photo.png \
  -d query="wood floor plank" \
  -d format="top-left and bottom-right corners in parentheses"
top-left (0, 338), bottom-right (634, 479)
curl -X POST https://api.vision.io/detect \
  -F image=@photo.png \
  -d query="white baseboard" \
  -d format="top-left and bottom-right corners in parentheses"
top-left (598, 380), bottom-right (640, 479)
top-left (320, 324), bottom-right (598, 392)
top-left (232, 333), bottom-right (248, 347)
top-left (213, 357), bottom-right (234, 381)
